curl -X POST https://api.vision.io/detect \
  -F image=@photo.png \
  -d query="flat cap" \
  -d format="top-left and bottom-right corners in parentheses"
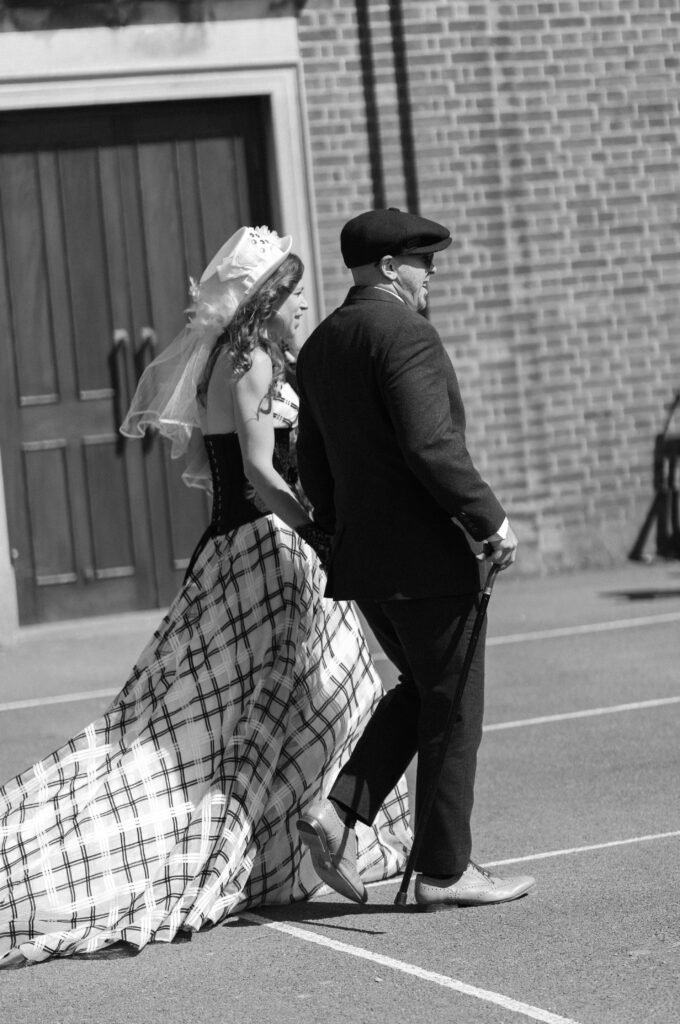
top-left (340, 207), bottom-right (451, 268)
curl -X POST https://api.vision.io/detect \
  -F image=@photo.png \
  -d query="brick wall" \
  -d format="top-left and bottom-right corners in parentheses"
top-left (298, 0), bottom-right (680, 572)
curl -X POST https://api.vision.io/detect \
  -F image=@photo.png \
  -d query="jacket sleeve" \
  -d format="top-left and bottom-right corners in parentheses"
top-left (296, 369), bottom-right (337, 535)
top-left (380, 318), bottom-right (506, 540)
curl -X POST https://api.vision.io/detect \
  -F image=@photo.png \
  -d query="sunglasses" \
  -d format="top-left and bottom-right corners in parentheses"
top-left (410, 253), bottom-right (435, 271)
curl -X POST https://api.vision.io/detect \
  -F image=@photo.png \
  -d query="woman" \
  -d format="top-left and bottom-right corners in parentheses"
top-left (0, 227), bottom-right (411, 968)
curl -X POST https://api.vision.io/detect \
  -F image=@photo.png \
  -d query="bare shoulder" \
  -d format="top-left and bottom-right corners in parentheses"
top-left (248, 345), bottom-right (273, 370)
top-left (235, 345), bottom-right (274, 392)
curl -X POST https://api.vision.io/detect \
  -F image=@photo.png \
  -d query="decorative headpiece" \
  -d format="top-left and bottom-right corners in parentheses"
top-left (193, 225), bottom-right (293, 323)
top-left (120, 225), bottom-right (293, 491)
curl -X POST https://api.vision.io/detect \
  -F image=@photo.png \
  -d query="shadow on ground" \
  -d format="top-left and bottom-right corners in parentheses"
top-left (601, 588), bottom-right (680, 601)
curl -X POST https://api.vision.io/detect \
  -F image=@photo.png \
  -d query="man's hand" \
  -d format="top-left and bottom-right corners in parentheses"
top-left (485, 522), bottom-right (518, 570)
top-left (453, 516), bottom-right (518, 570)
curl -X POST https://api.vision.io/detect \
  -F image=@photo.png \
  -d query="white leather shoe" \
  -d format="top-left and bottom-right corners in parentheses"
top-left (415, 860), bottom-right (535, 910)
top-left (296, 799), bottom-right (367, 904)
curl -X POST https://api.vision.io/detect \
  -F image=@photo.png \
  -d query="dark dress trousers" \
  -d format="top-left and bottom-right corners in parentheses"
top-left (296, 287), bottom-right (506, 876)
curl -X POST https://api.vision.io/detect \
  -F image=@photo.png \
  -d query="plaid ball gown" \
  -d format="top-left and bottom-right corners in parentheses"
top-left (0, 384), bottom-right (411, 967)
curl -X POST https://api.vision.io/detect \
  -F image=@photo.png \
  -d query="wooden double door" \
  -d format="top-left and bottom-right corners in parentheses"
top-left (0, 97), bottom-right (274, 623)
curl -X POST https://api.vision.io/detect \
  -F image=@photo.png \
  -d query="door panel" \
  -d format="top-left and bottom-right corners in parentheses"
top-left (23, 441), bottom-right (76, 585)
top-left (195, 136), bottom-right (253, 257)
top-left (0, 154), bottom-right (57, 399)
top-left (82, 436), bottom-right (137, 580)
top-left (59, 148), bottom-right (116, 396)
top-left (175, 140), bottom-right (208, 276)
top-left (136, 142), bottom-right (193, 363)
top-left (0, 97), bottom-right (273, 623)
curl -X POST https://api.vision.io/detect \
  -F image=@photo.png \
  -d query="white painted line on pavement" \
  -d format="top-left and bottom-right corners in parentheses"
top-left (3, 611), bottom-right (678, 715)
top-left (3, 611), bottom-right (677, 712)
top-left (484, 695), bottom-right (680, 731)
top-left (484, 830), bottom-right (680, 868)
top-left (486, 611), bottom-right (680, 646)
top-left (367, 829), bottom-right (680, 891)
top-left (0, 688), bottom-right (118, 713)
top-left (3, 688), bottom-right (680, 736)
top-left (243, 912), bottom-right (582, 1024)
top-left (369, 610), bottom-right (680, 660)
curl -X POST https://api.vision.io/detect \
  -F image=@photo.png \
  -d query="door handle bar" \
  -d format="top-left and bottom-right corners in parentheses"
top-left (110, 329), bottom-right (131, 447)
top-left (136, 326), bottom-right (158, 381)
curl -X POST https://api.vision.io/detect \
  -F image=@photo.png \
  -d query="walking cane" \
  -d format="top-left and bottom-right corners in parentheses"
top-left (394, 563), bottom-right (501, 907)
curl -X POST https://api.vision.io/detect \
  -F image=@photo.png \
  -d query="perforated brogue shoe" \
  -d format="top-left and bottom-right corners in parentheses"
top-left (415, 860), bottom-right (535, 911)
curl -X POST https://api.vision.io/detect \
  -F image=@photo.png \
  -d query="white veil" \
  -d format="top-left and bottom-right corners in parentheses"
top-left (120, 226), bottom-right (293, 491)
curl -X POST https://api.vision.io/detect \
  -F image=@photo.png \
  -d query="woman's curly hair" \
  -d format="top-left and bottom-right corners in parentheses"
top-left (196, 253), bottom-right (304, 407)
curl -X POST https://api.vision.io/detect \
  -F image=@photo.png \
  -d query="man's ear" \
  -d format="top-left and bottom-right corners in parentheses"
top-left (378, 255), bottom-right (398, 280)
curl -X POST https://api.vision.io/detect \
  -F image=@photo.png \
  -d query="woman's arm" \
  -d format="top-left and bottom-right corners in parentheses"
top-left (232, 347), bottom-right (312, 530)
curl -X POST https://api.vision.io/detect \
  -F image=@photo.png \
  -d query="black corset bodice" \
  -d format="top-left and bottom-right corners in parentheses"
top-left (203, 428), bottom-right (297, 534)
top-left (182, 379), bottom-right (302, 582)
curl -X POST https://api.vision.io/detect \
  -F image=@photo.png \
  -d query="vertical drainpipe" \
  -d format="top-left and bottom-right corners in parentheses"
top-left (355, 0), bottom-right (429, 317)
top-left (355, 0), bottom-right (386, 209)
top-left (389, 0), bottom-right (420, 215)
top-left (389, 0), bottom-right (430, 318)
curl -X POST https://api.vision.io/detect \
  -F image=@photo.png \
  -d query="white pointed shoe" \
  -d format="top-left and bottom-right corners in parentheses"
top-left (296, 799), bottom-right (368, 905)
top-left (415, 860), bottom-right (535, 911)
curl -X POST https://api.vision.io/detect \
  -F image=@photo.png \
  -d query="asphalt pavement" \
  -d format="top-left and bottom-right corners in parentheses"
top-left (1, 558), bottom-right (679, 1024)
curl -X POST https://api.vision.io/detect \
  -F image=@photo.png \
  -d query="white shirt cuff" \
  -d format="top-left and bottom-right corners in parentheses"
top-left (485, 517), bottom-right (509, 544)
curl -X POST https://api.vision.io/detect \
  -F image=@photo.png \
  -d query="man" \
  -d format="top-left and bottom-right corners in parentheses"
top-left (295, 208), bottom-right (535, 910)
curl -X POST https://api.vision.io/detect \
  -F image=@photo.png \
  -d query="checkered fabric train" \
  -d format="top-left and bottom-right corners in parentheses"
top-left (0, 518), bottom-right (411, 967)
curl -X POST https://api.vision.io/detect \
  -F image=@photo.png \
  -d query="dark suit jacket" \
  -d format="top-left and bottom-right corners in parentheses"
top-left (296, 287), bottom-right (506, 600)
